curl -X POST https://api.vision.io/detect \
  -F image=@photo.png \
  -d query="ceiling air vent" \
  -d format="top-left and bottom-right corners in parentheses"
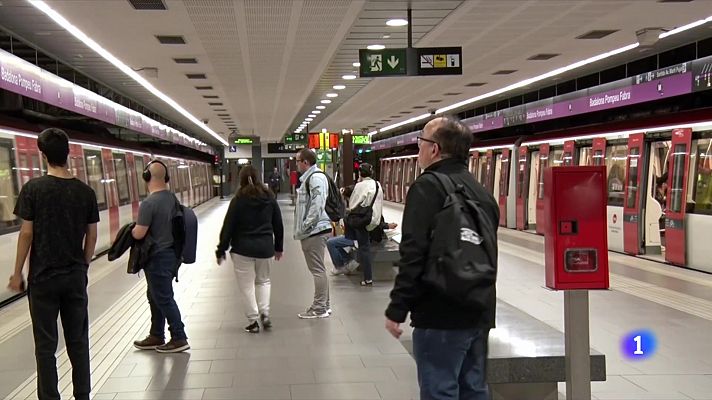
top-left (443, 92), bottom-right (461, 96)
top-left (576, 30), bottom-right (619, 39)
top-left (390, 115), bottom-right (401, 118)
top-left (214, 108), bottom-right (227, 111)
top-left (128, 0), bottom-right (166, 10)
top-left (209, 102), bottom-right (223, 106)
top-left (412, 105), bottom-right (427, 109)
top-left (203, 95), bottom-right (219, 99)
top-left (427, 99), bottom-right (442, 103)
top-left (173, 57), bottom-right (198, 64)
top-left (217, 113), bottom-right (230, 117)
top-left (493, 70), bottom-right (517, 75)
top-left (658, 0), bottom-right (693, 2)
top-left (156, 35), bottom-right (186, 44)
top-left (195, 86), bottom-right (213, 90)
top-left (186, 73), bottom-right (206, 79)
top-left (465, 82), bottom-right (486, 87)
top-left (528, 53), bottom-right (560, 60)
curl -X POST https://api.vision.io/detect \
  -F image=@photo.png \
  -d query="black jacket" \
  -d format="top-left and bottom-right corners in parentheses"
top-left (108, 222), bottom-right (154, 274)
top-left (385, 158), bottom-right (500, 330)
top-left (217, 193), bottom-right (284, 259)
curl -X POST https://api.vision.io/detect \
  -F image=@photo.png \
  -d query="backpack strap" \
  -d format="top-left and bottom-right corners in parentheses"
top-left (368, 180), bottom-right (379, 208)
top-left (423, 171), bottom-right (458, 195)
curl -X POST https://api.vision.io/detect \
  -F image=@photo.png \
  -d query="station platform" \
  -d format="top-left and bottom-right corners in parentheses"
top-left (0, 198), bottom-right (711, 400)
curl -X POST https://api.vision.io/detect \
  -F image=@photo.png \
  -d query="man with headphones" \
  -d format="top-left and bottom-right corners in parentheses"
top-left (131, 160), bottom-right (189, 353)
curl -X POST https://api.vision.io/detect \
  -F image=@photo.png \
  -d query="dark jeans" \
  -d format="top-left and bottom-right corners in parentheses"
top-left (413, 328), bottom-right (489, 400)
top-left (28, 269), bottom-right (90, 400)
top-left (326, 235), bottom-right (355, 268)
top-left (354, 228), bottom-right (372, 281)
top-left (146, 249), bottom-right (186, 341)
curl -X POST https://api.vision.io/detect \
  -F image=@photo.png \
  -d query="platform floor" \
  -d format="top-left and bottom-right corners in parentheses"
top-left (0, 198), bottom-right (711, 400)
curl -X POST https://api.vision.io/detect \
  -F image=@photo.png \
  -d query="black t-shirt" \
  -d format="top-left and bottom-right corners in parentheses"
top-left (14, 175), bottom-right (100, 284)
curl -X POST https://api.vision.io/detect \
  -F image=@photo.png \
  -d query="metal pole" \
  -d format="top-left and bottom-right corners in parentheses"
top-left (407, 7), bottom-right (413, 48)
top-left (564, 290), bottom-right (592, 399)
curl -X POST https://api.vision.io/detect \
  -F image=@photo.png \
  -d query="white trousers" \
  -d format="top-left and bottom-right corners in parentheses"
top-left (230, 254), bottom-right (271, 322)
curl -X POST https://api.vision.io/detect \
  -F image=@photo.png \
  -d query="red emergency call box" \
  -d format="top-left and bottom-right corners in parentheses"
top-left (544, 166), bottom-right (609, 290)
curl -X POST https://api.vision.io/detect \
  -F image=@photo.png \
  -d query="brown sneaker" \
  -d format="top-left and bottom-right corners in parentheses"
top-left (133, 335), bottom-right (164, 350)
top-left (156, 339), bottom-right (190, 353)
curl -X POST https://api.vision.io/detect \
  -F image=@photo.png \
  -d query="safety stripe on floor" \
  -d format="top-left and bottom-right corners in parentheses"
top-left (3, 279), bottom-right (148, 400)
top-left (498, 241), bottom-right (712, 322)
top-left (0, 258), bottom-right (125, 346)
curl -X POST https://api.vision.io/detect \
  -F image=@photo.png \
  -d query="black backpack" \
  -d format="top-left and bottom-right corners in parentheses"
top-left (421, 171), bottom-right (498, 310)
top-left (306, 171), bottom-right (345, 222)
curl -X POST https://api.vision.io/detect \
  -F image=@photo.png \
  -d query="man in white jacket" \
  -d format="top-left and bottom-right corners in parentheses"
top-left (348, 163), bottom-right (383, 286)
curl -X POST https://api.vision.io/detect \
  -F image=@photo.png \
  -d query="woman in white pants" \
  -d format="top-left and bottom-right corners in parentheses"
top-left (216, 166), bottom-right (284, 333)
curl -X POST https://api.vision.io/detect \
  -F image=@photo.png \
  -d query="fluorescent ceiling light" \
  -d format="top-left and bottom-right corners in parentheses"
top-left (379, 113), bottom-right (431, 133)
top-left (308, 114), bottom-right (316, 118)
top-left (333, 84), bottom-right (346, 90)
top-left (312, 110), bottom-right (321, 114)
top-left (659, 15), bottom-right (712, 39)
top-left (342, 74), bottom-right (357, 80)
top-left (321, 99), bottom-right (332, 104)
top-left (316, 105), bottom-right (326, 109)
top-left (386, 18), bottom-right (408, 27)
top-left (305, 118), bottom-right (313, 121)
top-left (367, 130), bottom-right (378, 136)
top-left (367, 44), bottom-right (385, 50)
top-left (326, 93), bottom-right (338, 98)
top-left (352, 62), bottom-right (360, 67)
top-left (28, 1), bottom-right (228, 147)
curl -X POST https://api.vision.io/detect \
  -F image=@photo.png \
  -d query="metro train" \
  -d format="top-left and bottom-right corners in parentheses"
top-left (379, 115), bottom-right (712, 273)
top-left (0, 126), bottom-right (213, 305)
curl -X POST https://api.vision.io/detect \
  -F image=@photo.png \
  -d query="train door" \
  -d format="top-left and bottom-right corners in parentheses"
top-left (101, 149), bottom-right (120, 241)
top-left (125, 153), bottom-right (140, 220)
top-left (393, 159), bottom-right (403, 203)
top-left (14, 136), bottom-right (44, 185)
top-left (403, 157), bottom-right (415, 202)
top-left (516, 146), bottom-right (530, 230)
top-left (623, 133), bottom-right (647, 255)
top-left (471, 151), bottom-right (480, 182)
top-left (498, 148), bottom-right (511, 227)
top-left (484, 150), bottom-right (495, 194)
top-left (68, 144), bottom-right (87, 183)
top-left (535, 144), bottom-right (550, 235)
top-left (645, 140), bottom-right (669, 258)
top-left (383, 160), bottom-right (392, 201)
top-left (592, 138), bottom-right (606, 166)
top-left (664, 128), bottom-right (693, 266)
top-left (380, 160), bottom-right (388, 201)
top-left (563, 140), bottom-right (576, 166)
top-left (688, 136), bottom-right (712, 272)
top-left (527, 149), bottom-right (539, 231)
top-left (492, 152), bottom-right (500, 198)
top-left (468, 151), bottom-right (477, 176)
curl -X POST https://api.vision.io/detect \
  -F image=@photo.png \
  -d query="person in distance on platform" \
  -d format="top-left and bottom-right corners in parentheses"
top-left (216, 166), bottom-right (284, 333)
top-left (8, 128), bottom-right (99, 400)
top-left (294, 148), bottom-right (333, 319)
top-left (131, 160), bottom-right (190, 353)
top-left (385, 116), bottom-right (499, 400)
top-left (346, 163), bottom-right (384, 286)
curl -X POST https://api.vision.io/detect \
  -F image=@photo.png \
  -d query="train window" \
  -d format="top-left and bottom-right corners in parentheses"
top-left (606, 145), bottom-right (627, 207)
top-left (625, 147), bottom-right (641, 209)
top-left (134, 157), bottom-right (147, 199)
top-left (550, 150), bottom-right (564, 167)
top-left (517, 156), bottom-right (527, 198)
top-left (113, 153), bottom-right (130, 205)
top-left (478, 157), bottom-right (487, 185)
top-left (0, 140), bottom-right (19, 232)
top-left (84, 149), bottom-right (107, 209)
top-left (500, 154), bottom-right (510, 196)
top-left (31, 154), bottom-right (44, 178)
top-left (668, 144), bottom-right (687, 213)
top-left (592, 149), bottom-right (603, 166)
top-left (692, 139), bottom-right (712, 215)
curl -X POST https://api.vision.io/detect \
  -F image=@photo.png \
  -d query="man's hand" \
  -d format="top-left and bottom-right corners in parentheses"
top-left (7, 273), bottom-right (25, 292)
top-left (387, 223), bottom-right (398, 230)
top-left (275, 252), bottom-right (283, 261)
top-left (385, 318), bottom-right (403, 339)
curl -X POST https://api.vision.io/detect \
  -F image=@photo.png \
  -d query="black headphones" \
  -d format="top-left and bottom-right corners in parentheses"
top-left (142, 159), bottom-right (170, 183)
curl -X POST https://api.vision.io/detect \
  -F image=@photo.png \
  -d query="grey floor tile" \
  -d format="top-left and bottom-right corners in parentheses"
top-left (390, 365), bottom-right (418, 381)
top-left (130, 360), bottom-right (212, 377)
top-left (93, 394), bottom-right (117, 400)
top-left (234, 368), bottom-right (315, 385)
top-left (375, 381), bottom-right (420, 400)
top-left (111, 363), bottom-right (137, 378)
top-left (314, 366), bottom-right (397, 383)
top-left (148, 372), bottom-right (234, 391)
top-left (203, 385), bottom-right (291, 400)
top-left (625, 375), bottom-right (712, 398)
top-left (290, 382), bottom-right (381, 400)
top-left (99, 377), bottom-right (153, 393)
top-left (113, 389), bottom-right (205, 399)
top-left (360, 354), bottom-right (416, 368)
top-left (187, 348), bottom-right (238, 361)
